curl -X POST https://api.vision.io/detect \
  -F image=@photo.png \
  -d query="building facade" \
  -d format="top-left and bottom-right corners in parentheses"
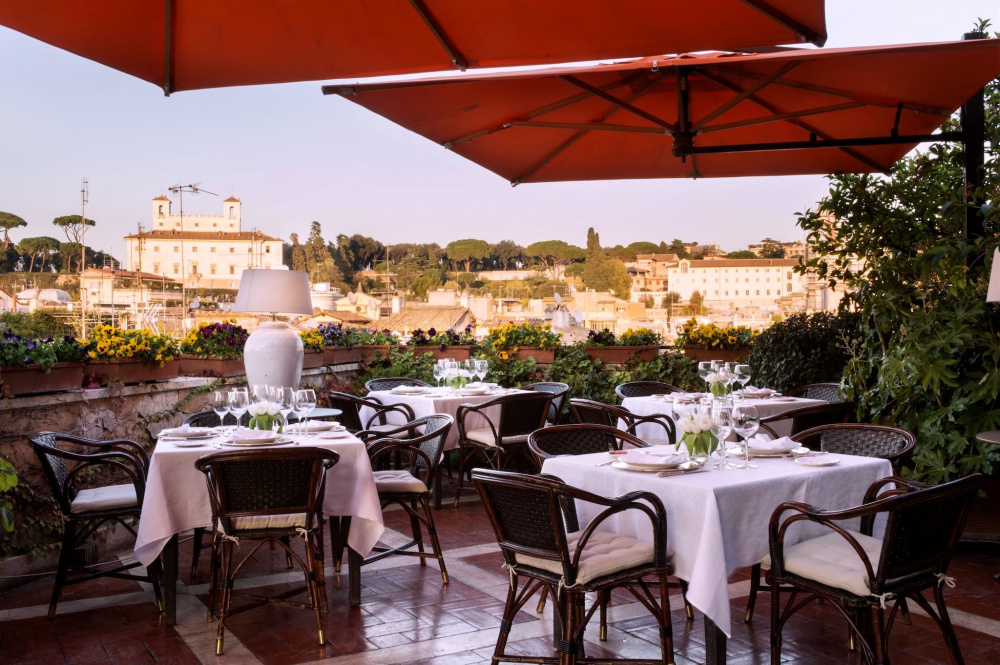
top-left (124, 195), bottom-right (284, 290)
top-left (667, 258), bottom-right (806, 309)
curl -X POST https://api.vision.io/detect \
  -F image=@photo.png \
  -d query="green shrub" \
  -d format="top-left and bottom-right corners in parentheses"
top-left (0, 311), bottom-right (75, 339)
top-left (746, 312), bottom-right (862, 393)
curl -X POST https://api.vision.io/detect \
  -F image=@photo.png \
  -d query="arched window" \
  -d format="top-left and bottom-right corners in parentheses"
top-left (158, 205), bottom-right (164, 215)
top-left (229, 206), bottom-right (236, 218)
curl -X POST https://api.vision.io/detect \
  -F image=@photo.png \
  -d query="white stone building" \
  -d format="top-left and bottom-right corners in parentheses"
top-left (124, 195), bottom-right (284, 290)
top-left (667, 258), bottom-right (806, 309)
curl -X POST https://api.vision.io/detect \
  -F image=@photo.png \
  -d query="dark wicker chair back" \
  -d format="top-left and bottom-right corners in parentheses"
top-left (496, 392), bottom-right (553, 439)
top-left (785, 383), bottom-right (842, 401)
top-left (473, 470), bottom-right (568, 566)
top-left (521, 382), bottom-right (569, 424)
top-left (30, 432), bottom-right (149, 515)
top-left (615, 381), bottom-right (683, 400)
top-left (568, 398), bottom-right (676, 444)
top-left (759, 401), bottom-right (853, 438)
top-left (195, 448), bottom-right (339, 535)
top-left (528, 424), bottom-right (648, 462)
top-left (185, 410), bottom-right (238, 428)
top-left (367, 414), bottom-right (453, 485)
top-left (872, 475), bottom-right (981, 590)
top-left (365, 377), bottom-right (431, 393)
top-left (792, 424), bottom-right (915, 474)
top-left (326, 392), bottom-right (414, 433)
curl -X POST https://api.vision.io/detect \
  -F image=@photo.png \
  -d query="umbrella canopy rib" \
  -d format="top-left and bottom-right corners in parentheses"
top-left (558, 75), bottom-right (677, 132)
top-left (699, 100), bottom-right (866, 134)
top-left (692, 61), bottom-right (801, 131)
top-left (695, 68), bottom-right (888, 172)
top-left (407, 0), bottom-right (468, 70)
top-left (741, 0), bottom-right (826, 46)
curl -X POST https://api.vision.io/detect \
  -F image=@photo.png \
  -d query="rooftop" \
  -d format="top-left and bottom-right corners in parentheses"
top-left (125, 230), bottom-right (281, 242)
top-left (379, 306), bottom-right (474, 333)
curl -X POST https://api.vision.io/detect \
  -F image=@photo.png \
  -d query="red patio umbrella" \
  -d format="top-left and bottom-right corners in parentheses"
top-left (323, 39), bottom-right (1000, 183)
top-left (0, 1), bottom-right (827, 94)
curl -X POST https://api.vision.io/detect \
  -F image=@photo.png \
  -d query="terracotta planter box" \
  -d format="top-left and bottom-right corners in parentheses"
top-left (88, 358), bottom-right (180, 385)
top-left (409, 345), bottom-right (475, 361)
top-left (505, 347), bottom-right (556, 364)
top-left (584, 345), bottom-right (658, 364)
top-left (178, 354), bottom-right (245, 378)
top-left (302, 350), bottom-right (324, 369)
top-left (356, 345), bottom-right (398, 362)
top-left (0, 362), bottom-right (85, 396)
top-left (682, 345), bottom-right (750, 364)
top-left (323, 346), bottom-right (363, 365)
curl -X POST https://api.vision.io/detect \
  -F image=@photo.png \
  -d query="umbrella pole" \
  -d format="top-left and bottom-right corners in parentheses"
top-left (961, 31), bottom-right (986, 243)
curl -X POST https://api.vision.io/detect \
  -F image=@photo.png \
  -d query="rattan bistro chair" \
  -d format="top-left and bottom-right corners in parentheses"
top-left (29, 432), bottom-right (163, 619)
top-left (744, 424), bottom-right (917, 624)
top-left (196, 448), bottom-right (339, 655)
top-left (757, 401), bottom-right (854, 439)
top-left (768, 474), bottom-right (982, 665)
top-left (326, 391), bottom-right (415, 434)
top-left (521, 381), bottom-right (570, 425)
top-left (784, 382), bottom-right (842, 401)
top-left (615, 381), bottom-right (684, 400)
top-left (342, 415), bottom-right (453, 583)
top-left (569, 398), bottom-right (677, 445)
top-left (364, 377), bottom-right (432, 393)
top-left (453, 391), bottom-right (552, 507)
top-left (473, 469), bottom-right (676, 665)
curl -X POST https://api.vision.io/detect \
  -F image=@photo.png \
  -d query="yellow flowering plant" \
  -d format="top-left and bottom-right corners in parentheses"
top-left (299, 329), bottom-right (325, 353)
top-left (84, 324), bottom-right (178, 366)
top-left (675, 318), bottom-right (758, 351)
top-left (479, 322), bottom-right (561, 356)
top-left (179, 320), bottom-right (248, 359)
top-left (618, 328), bottom-right (663, 346)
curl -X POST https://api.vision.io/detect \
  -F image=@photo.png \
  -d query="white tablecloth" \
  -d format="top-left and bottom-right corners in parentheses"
top-left (362, 389), bottom-right (527, 451)
top-left (134, 434), bottom-right (384, 567)
top-left (621, 394), bottom-right (827, 440)
top-left (541, 450), bottom-right (892, 636)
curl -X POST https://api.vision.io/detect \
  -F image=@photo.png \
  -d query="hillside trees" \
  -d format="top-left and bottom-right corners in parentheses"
top-left (0, 212), bottom-right (26, 248)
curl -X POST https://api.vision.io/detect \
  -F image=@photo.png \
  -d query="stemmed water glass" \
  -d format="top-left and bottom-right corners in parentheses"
top-left (733, 364), bottom-right (751, 401)
top-left (731, 405), bottom-right (760, 469)
top-left (474, 359), bottom-right (488, 384)
top-left (710, 402), bottom-right (733, 470)
top-left (697, 361), bottom-right (713, 391)
top-left (445, 360), bottom-right (459, 391)
top-left (212, 391), bottom-right (230, 430)
top-left (229, 388), bottom-right (249, 431)
top-left (275, 387), bottom-right (295, 435)
top-left (295, 389), bottom-right (317, 437)
top-left (432, 362), bottom-right (444, 389)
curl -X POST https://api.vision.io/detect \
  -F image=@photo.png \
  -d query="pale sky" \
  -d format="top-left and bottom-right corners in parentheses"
top-left (0, 2), bottom-right (996, 260)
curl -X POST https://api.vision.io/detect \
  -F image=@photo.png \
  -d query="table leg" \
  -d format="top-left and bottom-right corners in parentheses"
top-left (705, 616), bottom-right (727, 664)
top-left (163, 534), bottom-right (178, 626)
top-left (348, 547), bottom-right (362, 606)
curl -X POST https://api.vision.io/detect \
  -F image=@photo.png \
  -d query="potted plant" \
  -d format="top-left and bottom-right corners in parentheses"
top-left (84, 325), bottom-right (179, 385)
top-left (676, 318), bottom-right (757, 363)
top-left (178, 320), bottom-right (249, 377)
top-left (298, 329), bottom-right (325, 369)
top-left (0, 334), bottom-right (88, 396)
top-left (583, 328), bottom-right (661, 364)
top-left (318, 322), bottom-right (363, 365)
top-left (351, 328), bottom-right (402, 362)
top-left (408, 325), bottom-right (477, 360)
top-left (481, 322), bottom-right (561, 364)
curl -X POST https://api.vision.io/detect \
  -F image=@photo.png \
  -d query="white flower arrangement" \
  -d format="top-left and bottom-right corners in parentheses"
top-left (676, 412), bottom-right (712, 435)
top-left (247, 400), bottom-right (283, 431)
top-left (247, 400), bottom-right (281, 417)
top-left (677, 412), bottom-right (717, 458)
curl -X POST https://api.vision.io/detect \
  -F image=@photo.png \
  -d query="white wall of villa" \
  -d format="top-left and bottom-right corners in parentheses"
top-left (124, 196), bottom-right (284, 290)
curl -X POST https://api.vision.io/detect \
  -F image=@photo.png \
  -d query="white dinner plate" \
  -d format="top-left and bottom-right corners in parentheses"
top-left (160, 428), bottom-right (216, 439)
top-left (770, 396), bottom-right (798, 402)
top-left (612, 460), bottom-right (669, 473)
top-left (391, 387), bottom-right (428, 395)
top-left (298, 420), bottom-right (337, 432)
top-left (317, 430), bottom-right (351, 440)
top-left (795, 456), bottom-right (840, 467)
top-left (611, 455), bottom-right (686, 471)
top-left (456, 388), bottom-right (490, 396)
top-left (169, 439), bottom-right (211, 448)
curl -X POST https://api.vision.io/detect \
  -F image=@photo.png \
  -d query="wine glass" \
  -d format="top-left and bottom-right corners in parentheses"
top-left (432, 362), bottom-right (444, 389)
top-left (731, 405), bottom-right (760, 469)
top-left (295, 389), bottom-right (317, 437)
top-left (697, 361), bottom-right (713, 387)
top-left (734, 364), bottom-right (751, 401)
top-left (276, 387), bottom-right (295, 435)
top-left (710, 404), bottom-right (733, 470)
top-left (474, 359), bottom-right (488, 384)
top-left (212, 391), bottom-right (230, 430)
top-left (722, 362), bottom-right (737, 396)
top-left (251, 384), bottom-right (269, 407)
top-left (445, 360), bottom-right (459, 391)
top-left (229, 388), bottom-right (249, 431)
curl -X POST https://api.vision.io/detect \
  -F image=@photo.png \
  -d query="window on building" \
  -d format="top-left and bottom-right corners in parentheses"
top-left (745, 290), bottom-right (749, 296)
top-left (210, 247), bottom-right (216, 253)
top-left (680, 263), bottom-right (688, 274)
top-left (787, 282), bottom-right (792, 292)
top-left (265, 246), bottom-right (271, 254)
top-left (153, 246), bottom-right (160, 253)
top-left (158, 222), bottom-right (164, 228)
top-left (767, 290), bottom-right (771, 295)
top-left (787, 271), bottom-right (792, 279)
top-left (174, 246), bottom-right (179, 253)
top-left (210, 264), bottom-right (216, 275)
top-left (192, 246), bottom-right (198, 253)
top-left (777, 290), bottom-right (781, 295)
top-left (173, 263), bottom-right (179, 274)
top-left (191, 263), bottom-right (198, 274)
top-left (714, 290), bottom-right (718, 296)
top-left (213, 223), bottom-right (217, 228)
top-left (194, 222), bottom-right (199, 228)
top-left (153, 263), bottom-right (160, 273)
top-left (229, 206), bottom-right (235, 218)
top-left (230, 247), bottom-right (235, 253)
top-left (756, 290), bottom-right (760, 295)
top-left (725, 290), bottom-right (729, 296)
top-left (229, 266), bottom-right (235, 275)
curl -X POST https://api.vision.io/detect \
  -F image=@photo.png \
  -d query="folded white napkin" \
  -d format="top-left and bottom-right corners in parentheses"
top-left (392, 386), bottom-right (425, 394)
top-left (618, 450), bottom-right (686, 467)
top-left (741, 386), bottom-right (774, 398)
top-left (231, 429), bottom-right (279, 442)
top-left (746, 435), bottom-right (796, 452)
top-left (160, 423), bottom-right (212, 437)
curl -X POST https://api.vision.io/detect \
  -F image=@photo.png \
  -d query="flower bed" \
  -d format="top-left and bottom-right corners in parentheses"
top-left (0, 334), bottom-right (89, 395)
top-left (298, 330), bottom-right (326, 369)
top-left (408, 325), bottom-right (477, 360)
top-left (583, 328), bottom-right (661, 364)
top-left (82, 325), bottom-right (178, 385)
top-left (178, 320), bottom-right (248, 377)
top-left (480, 322), bottom-right (560, 363)
top-left (676, 318), bottom-right (755, 362)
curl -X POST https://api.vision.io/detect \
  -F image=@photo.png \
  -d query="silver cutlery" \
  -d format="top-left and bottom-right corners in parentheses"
top-left (594, 459), bottom-right (616, 467)
top-left (657, 468), bottom-right (707, 477)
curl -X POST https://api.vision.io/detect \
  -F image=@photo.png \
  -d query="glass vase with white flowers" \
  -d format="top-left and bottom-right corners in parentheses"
top-left (247, 399), bottom-right (286, 432)
top-left (676, 411), bottom-right (718, 459)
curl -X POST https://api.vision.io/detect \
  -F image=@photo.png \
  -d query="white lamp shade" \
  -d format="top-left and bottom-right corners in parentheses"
top-left (988, 248), bottom-right (1000, 303)
top-left (233, 269), bottom-right (313, 315)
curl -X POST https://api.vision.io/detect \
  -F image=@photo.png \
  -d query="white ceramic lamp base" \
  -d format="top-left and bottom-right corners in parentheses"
top-left (244, 321), bottom-right (304, 389)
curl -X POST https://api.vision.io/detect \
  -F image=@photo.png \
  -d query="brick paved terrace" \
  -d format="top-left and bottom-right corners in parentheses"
top-left (2, 485), bottom-right (999, 665)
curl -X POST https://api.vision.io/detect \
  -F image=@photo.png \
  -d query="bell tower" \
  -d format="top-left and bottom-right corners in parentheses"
top-left (222, 196), bottom-right (242, 231)
top-left (152, 195), bottom-right (171, 228)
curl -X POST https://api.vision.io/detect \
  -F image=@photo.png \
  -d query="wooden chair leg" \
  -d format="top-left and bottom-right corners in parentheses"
top-left (493, 570), bottom-right (520, 663)
top-left (190, 526), bottom-right (206, 581)
top-left (48, 521), bottom-right (76, 620)
top-left (304, 536), bottom-right (326, 646)
top-left (870, 606), bottom-right (889, 665)
top-left (205, 532), bottom-right (221, 623)
top-left (409, 498), bottom-right (426, 566)
top-left (453, 446), bottom-right (466, 508)
top-left (898, 596), bottom-right (913, 625)
top-left (933, 586), bottom-right (966, 665)
top-left (659, 574), bottom-right (676, 665)
top-left (536, 585), bottom-right (549, 613)
top-left (420, 495), bottom-right (449, 584)
top-left (215, 539), bottom-right (236, 655)
top-left (769, 576), bottom-right (782, 665)
top-left (147, 559), bottom-right (164, 612)
top-left (679, 579), bottom-right (693, 620)
top-left (329, 516), bottom-right (350, 574)
top-left (599, 596), bottom-right (608, 641)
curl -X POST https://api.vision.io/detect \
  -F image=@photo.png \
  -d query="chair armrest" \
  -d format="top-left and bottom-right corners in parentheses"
top-left (623, 414), bottom-right (674, 444)
top-left (563, 487), bottom-right (670, 568)
top-left (456, 403), bottom-right (499, 445)
top-left (51, 435), bottom-right (150, 474)
top-left (63, 453), bottom-right (146, 511)
top-left (363, 402), bottom-right (416, 429)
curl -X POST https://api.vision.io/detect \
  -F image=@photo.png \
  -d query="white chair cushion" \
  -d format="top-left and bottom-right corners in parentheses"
top-left (70, 484), bottom-right (138, 514)
top-left (368, 423), bottom-right (407, 438)
top-left (516, 530), bottom-right (655, 585)
top-left (465, 428), bottom-right (529, 446)
top-left (761, 530), bottom-right (883, 597)
top-left (374, 470), bottom-right (428, 494)
top-left (226, 513), bottom-right (314, 532)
